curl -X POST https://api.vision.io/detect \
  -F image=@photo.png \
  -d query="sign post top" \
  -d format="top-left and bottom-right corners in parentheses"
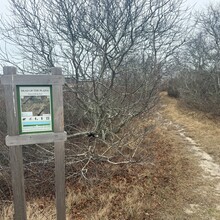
top-left (3, 66), bottom-right (17, 75)
top-left (51, 67), bottom-right (62, 75)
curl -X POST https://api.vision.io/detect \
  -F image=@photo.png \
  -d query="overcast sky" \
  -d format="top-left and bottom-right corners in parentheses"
top-left (186, 0), bottom-right (217, 9)
top-left (0, 0), bottom-right (218, 17)
top-left (0, 0), bottom-right (218, 72)
top-left (0, 0), bottom-right (218, 27)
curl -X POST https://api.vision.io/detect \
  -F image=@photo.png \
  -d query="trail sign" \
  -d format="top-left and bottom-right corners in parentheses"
top-left (17, 86), bottom-right (53, 134)
top-left (1, 67), bottom-right (66, 220)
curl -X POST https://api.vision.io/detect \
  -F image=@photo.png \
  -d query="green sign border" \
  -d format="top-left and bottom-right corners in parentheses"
top-left (17, 85), bottom-right (54, 134)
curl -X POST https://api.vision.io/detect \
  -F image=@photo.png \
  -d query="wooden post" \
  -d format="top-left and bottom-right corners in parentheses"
top-left (2, 66), bottom-right (66, 220)
top-left (3, 67), bottom-right (27, 220)
top-left (51, 67), bottom-right (66, 220)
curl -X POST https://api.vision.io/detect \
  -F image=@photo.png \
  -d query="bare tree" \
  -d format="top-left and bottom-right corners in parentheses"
top-left (172, 3), bottom-right (220, 115)
top-left (0, 0), bottom-right (189, 178)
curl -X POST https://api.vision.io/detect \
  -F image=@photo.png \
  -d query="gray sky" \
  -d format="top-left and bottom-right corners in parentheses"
top-left (0, 0), bottom-right (9, 16)
top-left (0, 0), bottom-right (218, 71)
top-left (0, 0), bottom-right (218, 17)
top-left (186, 0), bottom-right (217, 10)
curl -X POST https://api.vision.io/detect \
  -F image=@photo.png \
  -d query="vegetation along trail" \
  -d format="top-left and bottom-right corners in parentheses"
top-left (159, 92), bottom-right (220, 219)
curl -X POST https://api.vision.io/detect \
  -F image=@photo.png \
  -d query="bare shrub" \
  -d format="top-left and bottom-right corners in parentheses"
top-left (0, 0), bottom-right (189, 141)
top-left (0, 1), bottom-right (189, 214)
top-left (178, 71), bottom-right (220, 115)
top-left (167, 78), bottom-right (180, 98)
top-left (175, 3), bottom-right (220, 115)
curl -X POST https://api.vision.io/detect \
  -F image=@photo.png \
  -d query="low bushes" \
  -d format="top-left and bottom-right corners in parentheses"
top-left (169, 71), bottom-right (220, 116)
top-left (167, 78), bottom-right (180, 98)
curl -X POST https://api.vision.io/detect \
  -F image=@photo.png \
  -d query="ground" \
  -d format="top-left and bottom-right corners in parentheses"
top-left (160, 92), bottom-right (220, 219)
top-left (1, 92), bottom-right (220, 219)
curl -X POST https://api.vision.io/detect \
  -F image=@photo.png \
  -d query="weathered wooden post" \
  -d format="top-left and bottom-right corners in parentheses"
top-left (2, 66), bottom-right (27, 220)
top-left (52, 67), bottom-right (66, 220)
top-left (1, 66), bottom-right (66, 220)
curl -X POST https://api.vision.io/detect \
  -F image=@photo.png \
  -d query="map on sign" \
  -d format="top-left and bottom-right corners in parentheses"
top-left (18, 86), bottom-right (53, 134)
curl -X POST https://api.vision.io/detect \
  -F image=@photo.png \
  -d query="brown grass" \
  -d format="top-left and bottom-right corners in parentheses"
top-left (161, 92), bottom-right (220, 164)
top-left (0, 103), bottom-right (200, 219)
top-left (3, 136), bottom-right (197, 219)
top-left (0, 200), bottom-right (56, 220)
top-left (160, 92), bottom-right (220, 219)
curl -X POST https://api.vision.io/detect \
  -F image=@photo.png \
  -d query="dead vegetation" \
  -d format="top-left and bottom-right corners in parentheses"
top-left (0, 107), bottom-right (199, 219)
top-left (161, 92), bottom-right (220, 164)
top-left (1, 92), bottom-right (220, 219)
top-left (160, 92), bottom-right (220, 219)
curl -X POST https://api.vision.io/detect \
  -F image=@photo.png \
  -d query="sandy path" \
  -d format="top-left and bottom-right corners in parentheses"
top-left (160, 93), bottom-right (220, 219)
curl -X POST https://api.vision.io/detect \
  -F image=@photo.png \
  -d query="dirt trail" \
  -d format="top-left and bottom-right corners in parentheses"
top-left (160, 92), bottom-right (220, 220)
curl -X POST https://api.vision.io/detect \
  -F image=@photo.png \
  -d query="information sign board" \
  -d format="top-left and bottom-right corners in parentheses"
top-left (17, 86), bottom-right (53, 134)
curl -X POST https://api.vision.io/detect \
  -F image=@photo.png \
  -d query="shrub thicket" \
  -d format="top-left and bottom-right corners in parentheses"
top-left (177, 72), bottom-right (220, 115)
top-left (167, 78), bottom-right (180, 98)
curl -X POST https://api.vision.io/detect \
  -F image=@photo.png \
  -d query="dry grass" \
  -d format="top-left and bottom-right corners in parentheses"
top-left (0, 104), bottom-right (200, 219)
top-left (160, 92), bottom-right (220, 219)
top-left (161, 92), bottom-right (220, 163)
top-left (0, 200), bottom-right (56, 220)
